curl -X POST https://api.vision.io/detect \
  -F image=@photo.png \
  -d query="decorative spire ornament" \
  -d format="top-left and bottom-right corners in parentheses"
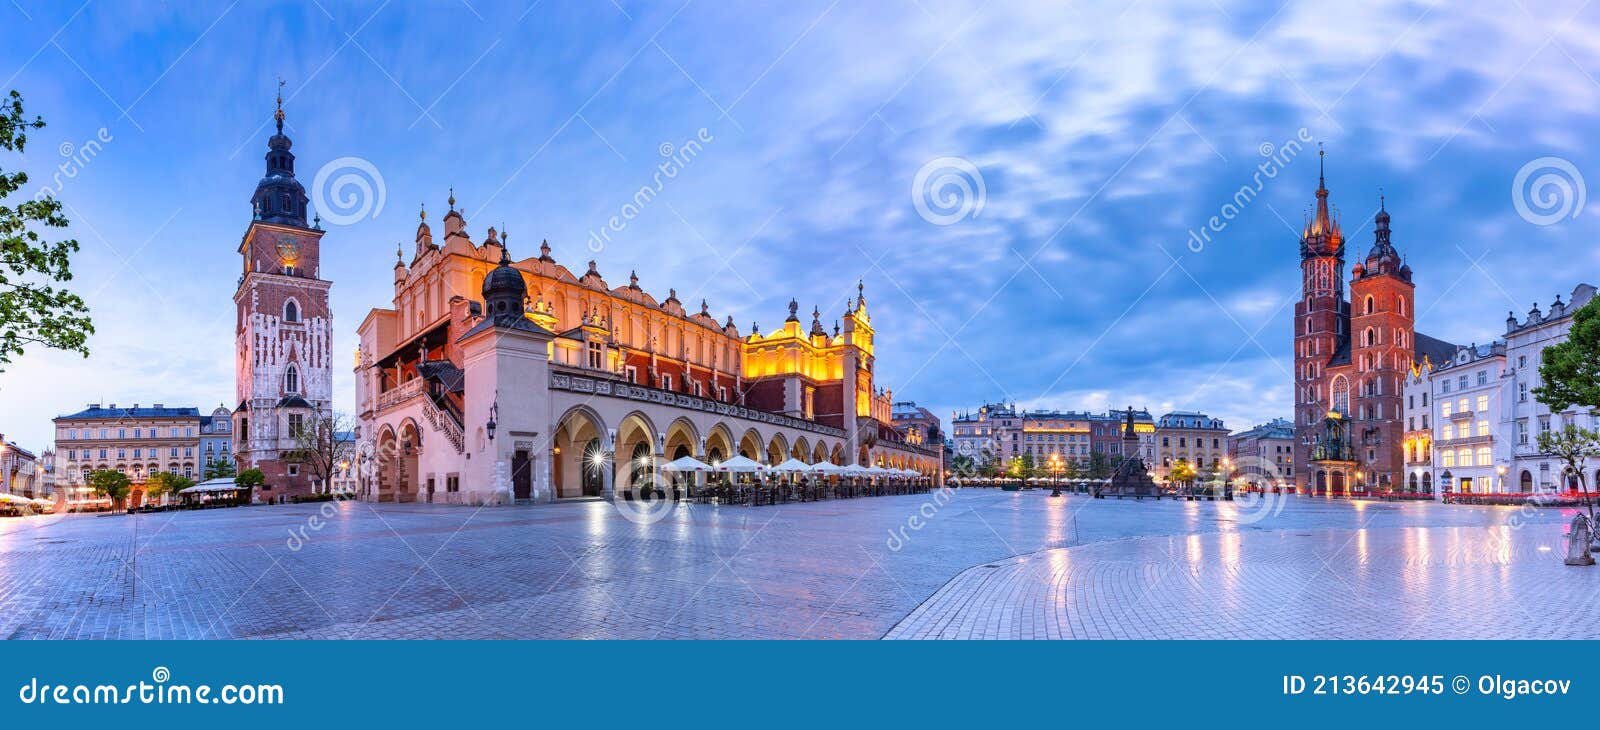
top-left (274, 77), bottom-right (286, 134)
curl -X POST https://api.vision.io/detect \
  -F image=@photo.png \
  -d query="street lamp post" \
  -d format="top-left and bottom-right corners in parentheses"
top-left (1049, 454), bottom-right (1063, 497)
top-left (1222, 457), bottom-right (1232, 500)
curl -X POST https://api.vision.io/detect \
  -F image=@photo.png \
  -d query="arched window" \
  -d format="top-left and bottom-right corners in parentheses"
top-left (285, 364), bottom-right (299, 394)
top-left (284, 299), bottom-right (299, 322)
top-left (1364, 327), bottom-right (1376, 346)
top-left (1397, 297), bottom-right (1406, 316)
top-left (1331, 375), bottom-right (1350, 415)
top-left (1364, 295), bottom-right (1375, 314)
top-left (1520, 470), bottom-right (1533, 491)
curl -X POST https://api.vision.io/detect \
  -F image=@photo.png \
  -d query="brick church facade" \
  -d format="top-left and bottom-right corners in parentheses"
top-left (1292, 152), bottom-right (1454, 494)
top-left (232, 88), bottom-right (334, 500)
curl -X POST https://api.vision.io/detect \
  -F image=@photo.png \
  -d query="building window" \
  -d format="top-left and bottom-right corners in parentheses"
top-left (587, 341), bottom-right (603, 369)
top-left (447, 474), bottom-right (460, 493)
top-left (1476, 394), bottom-right (1488, 412)
top-left (288, 464), bottom-right (299, 477)
top-left (285, 365), bottom-right (299, 394)
top-left (284, 300), bottom-right (299, 322)
top-left (288, 414), bottom-right (304, 438)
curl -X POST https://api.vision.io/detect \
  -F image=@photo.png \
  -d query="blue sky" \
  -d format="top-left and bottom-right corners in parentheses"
top-left (2, 0), bottom-right (1599, 452)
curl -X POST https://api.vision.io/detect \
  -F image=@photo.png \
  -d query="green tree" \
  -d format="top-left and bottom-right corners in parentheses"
top-left (1534, 297), bottom-right (1600, 413)
top-left (88, 469), bottom-right (131, 506)
top-left (1169, 458), bottom-right (1196, 486)
top-left (144, 471), bottom-right (193, 503)
top-left (234, 468), bottom-right (264, 505)
top-left (949, 454), bottom-right (976, 479)
top-left (1536, 425), bottom-right (1600, 521)
top-left (1018, 453), bottom-right (1037, 478)
top-left (203, 457), bottom-right (236, 481)
top-left (1087, 451), bottom-right (1112, 480)
top-left (0, 90), bottom-right (93, 372)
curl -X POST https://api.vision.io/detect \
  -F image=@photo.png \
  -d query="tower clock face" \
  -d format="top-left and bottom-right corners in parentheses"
top-left (275, 236), bottom-right (300, 266)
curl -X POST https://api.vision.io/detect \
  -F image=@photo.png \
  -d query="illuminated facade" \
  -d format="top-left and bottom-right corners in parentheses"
top-left (1291, 152), bottom-right (1455, 494)
top-left (0, 434), bottom-right (38, 497)
top-left (1153, 411), bottom-right (1228, 483)
top-left (1503, 284), bottom-right (1600, 493)
top-left (1417, 343), bottom-right (1508, 495)
top-left (353, 198), bottom-right (939, 504)
top-left (1227, 418), bottom-right (1294, 490)
top-left (950, 404), bottom-right (1154, 468)
top-left (51, 404), bottom-right (205, 504)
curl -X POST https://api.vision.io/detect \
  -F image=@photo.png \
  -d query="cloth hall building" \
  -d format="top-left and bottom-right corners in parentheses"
top-left (352, 202), bottom-right (941, 504)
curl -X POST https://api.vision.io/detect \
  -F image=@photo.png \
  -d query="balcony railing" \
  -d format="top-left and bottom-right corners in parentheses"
top-left (376, 379), bottom-right (426, 412)
top-left (550, 371), bottom-right (849, 440)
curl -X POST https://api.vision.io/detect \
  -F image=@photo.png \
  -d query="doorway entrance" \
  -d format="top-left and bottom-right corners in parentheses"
top-left (513, 449), bottom-right (532, 500)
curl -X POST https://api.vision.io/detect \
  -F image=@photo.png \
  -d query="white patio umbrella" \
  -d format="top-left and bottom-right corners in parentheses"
top-left (660, 456), bottom-right (713, 472)
top-left (714, 455), bottom-right (767, 473)
top-left (842, 464), bottom-right (873, 477)
top-left (809, 462), bottom-right (844, 475)
top-left (0, 493), bottom-right (27, 505)
top-left (772, 458), bottom-right (813, 473)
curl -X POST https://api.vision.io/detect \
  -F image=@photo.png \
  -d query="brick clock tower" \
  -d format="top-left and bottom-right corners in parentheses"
top-left (233, 87), bottom-right (333, 501)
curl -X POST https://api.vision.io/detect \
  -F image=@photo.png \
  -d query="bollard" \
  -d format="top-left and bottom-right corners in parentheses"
top-left (1565, 515), bottom-right (1595, 566)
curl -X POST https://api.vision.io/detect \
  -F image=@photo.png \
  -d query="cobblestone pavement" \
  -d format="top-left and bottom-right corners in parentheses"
top-left (0, 489), bottom-right (1588, 639)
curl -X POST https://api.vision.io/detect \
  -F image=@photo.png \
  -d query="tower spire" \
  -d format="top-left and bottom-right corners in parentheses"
top-left (251, 77), bottom-right (307, 226)
top-left (274, 77), bottom-right (285, 134)
top-left (1317, 143), bottom-right (1325, 191)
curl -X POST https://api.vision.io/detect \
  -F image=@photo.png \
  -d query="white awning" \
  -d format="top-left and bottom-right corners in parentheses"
top-left (180, 478), bottom-right (243, 494)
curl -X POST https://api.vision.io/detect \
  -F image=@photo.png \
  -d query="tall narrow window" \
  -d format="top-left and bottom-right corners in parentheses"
top-left (284, 300), bottom-right (299, 322)
top-left (285, 365), bottom-right (299, 394)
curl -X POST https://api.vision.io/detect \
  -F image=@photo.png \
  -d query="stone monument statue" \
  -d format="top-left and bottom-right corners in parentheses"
top-left (1100, 407), bottom-right (1161, 499)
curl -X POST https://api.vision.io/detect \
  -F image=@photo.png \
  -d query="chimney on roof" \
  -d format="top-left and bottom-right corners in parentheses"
top-left (132, 403), bottom-right (139, 409)
top-left (88, 403), bottom-right (98, 409)
top-left (153, 403), bottom-right (163, 408)
top-left (109, 403), bottom-right (116, 409)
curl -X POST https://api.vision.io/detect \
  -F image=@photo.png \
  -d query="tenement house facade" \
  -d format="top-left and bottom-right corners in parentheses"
top-left (353, 200), bottom-right (940, 504)
top-left (1503, 283), bottom-right (1600, 493)
top-left (949, 404), bottom-right (1155, 469)
top-left (1227, 418), bottom-right (1294, 489)
top-left (1153, 411), bottom-right (1228, 483)
top-left (51, 404), bottom-right (205, 504)
top-left (1423, 343), bottom-right (1507, 495)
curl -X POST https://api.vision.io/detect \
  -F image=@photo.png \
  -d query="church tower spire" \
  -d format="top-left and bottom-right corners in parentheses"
top-left (251, 78), bottom-right (309, 227)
